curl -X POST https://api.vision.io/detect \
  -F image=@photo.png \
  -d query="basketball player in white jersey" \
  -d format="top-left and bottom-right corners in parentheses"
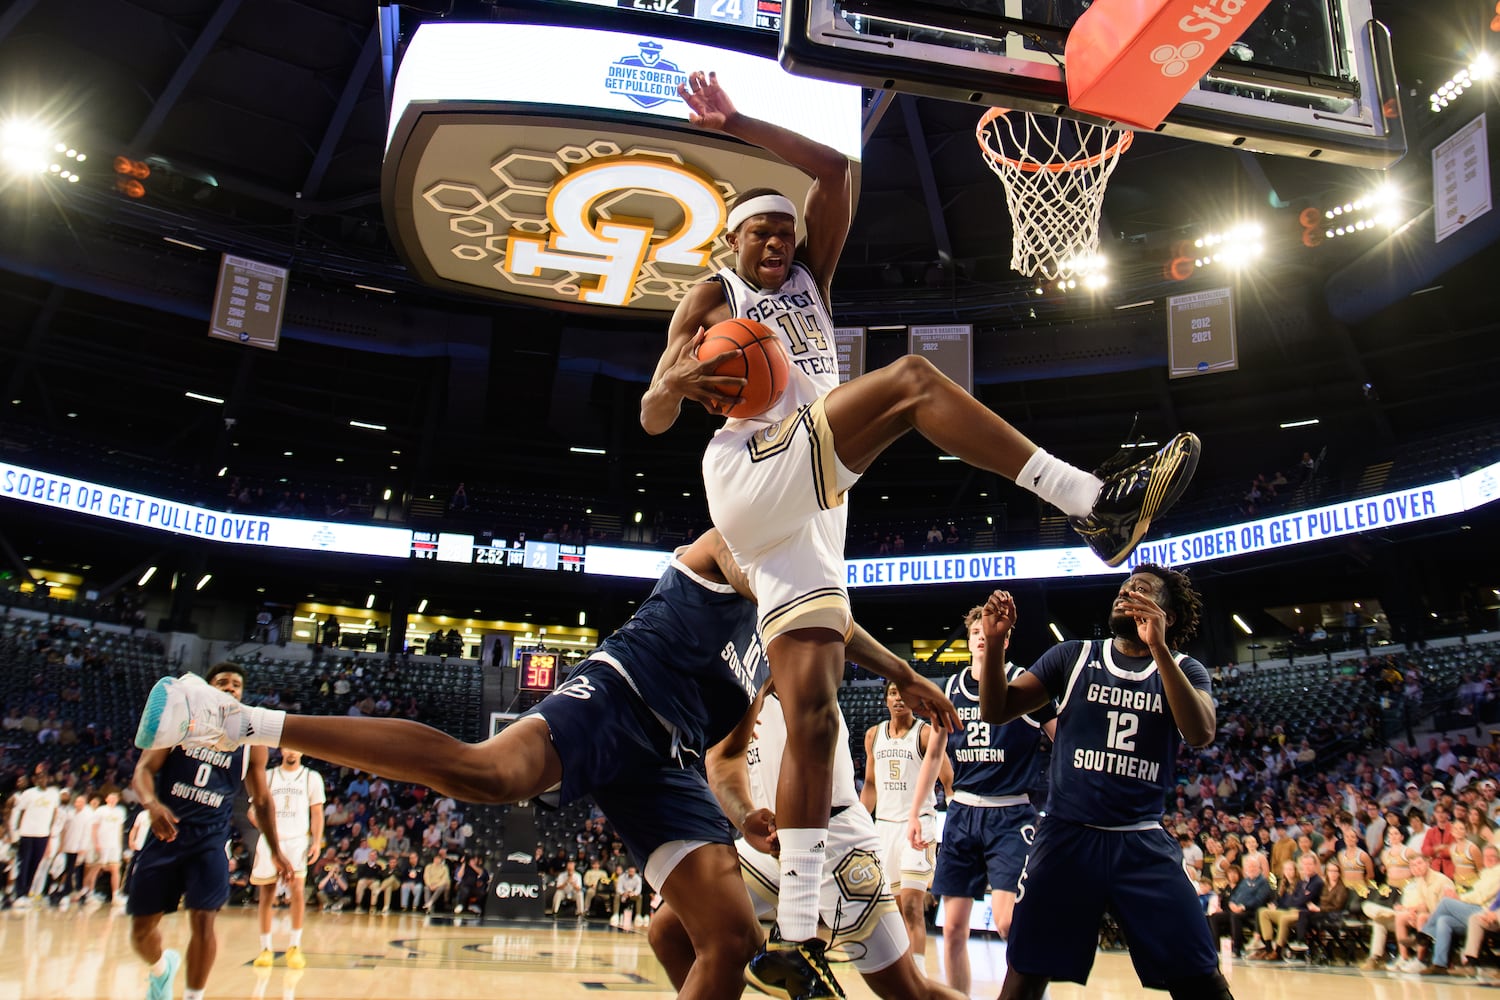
top-left (251, 750), bottom-right (325, 969)
top-left (651, 679), bottom-right (965, 1000)
top-left (90, 789), bottom-right (128, 907)
top-left (862, 681), bottom-right (952, 969)
top-left (643, 69), bottom-right (1200, 955)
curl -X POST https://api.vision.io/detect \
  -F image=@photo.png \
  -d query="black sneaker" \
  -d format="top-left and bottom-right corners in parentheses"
top-left (1069, 431), bottom-right (1201, 567)
top-left (746, 926), bottom-right (846, 1000)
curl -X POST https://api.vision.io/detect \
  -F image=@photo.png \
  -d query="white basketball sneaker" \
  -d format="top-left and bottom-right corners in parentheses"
top-left (134, 673), bottom-right (244, 751)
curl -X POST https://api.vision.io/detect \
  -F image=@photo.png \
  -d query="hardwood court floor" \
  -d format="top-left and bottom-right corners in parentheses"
top-left (3, 905), bottom-right (1489, 999)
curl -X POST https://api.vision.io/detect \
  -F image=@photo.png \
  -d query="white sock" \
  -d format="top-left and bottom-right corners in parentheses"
top-left (185, 990), bottom-right (204, 1000)
top-left (260, 933), bottom-right (273, 950)
top-left (150, 956), bottom-right (168, 976)
top-left (289, 929), bottom-right (302, 948)
top-left (235, 706), bottom-right (286, 747)
top-left (777, 828), bottom-right (827, 942)
top-left (912, 953), bottom-right (926, 973)
top-left (1017, 448), bottom-right (1101, 519)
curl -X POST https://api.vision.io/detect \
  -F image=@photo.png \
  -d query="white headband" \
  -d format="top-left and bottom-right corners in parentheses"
top-left (727, 194), bottom-right (797, 233)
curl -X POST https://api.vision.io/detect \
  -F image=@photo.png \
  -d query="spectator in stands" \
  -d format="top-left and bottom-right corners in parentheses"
top-left (1295, 859), bottom-right (1349, 951)
top-left (454, 854), bottom-right (488, 915)
top-left (615, 864), bottom-right (643, 926)
top-left (376, 852), bottom-right (402, 913)
top-left (316, 861), bottom-right (348, 912)
top-left (1420, 843), bottom-right (1500, 975)
top-left (1368, 852), bottom-right (1451, 972)
top-left (1208, 852), bottom-right (1272, 955)
top-left (1251, 854), bottom-right (1323, 961)
top-left (354, 853), bottom-right (387, 912)
top-left (551, 860), bottom-right (582, 919)
top-left (398, 851), bottom-right (424, 911)
top-left (581, 857), bottom-right (609, 917)
top-left (423, 849), bottom-right (452, 912)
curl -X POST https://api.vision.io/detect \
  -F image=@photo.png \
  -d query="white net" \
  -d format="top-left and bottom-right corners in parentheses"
top-left (975, 108), bottom-right (1134, 282)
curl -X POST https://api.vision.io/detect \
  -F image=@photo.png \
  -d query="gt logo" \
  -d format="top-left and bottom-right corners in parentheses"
top-left (834, 849), bottom-right (887, 901)
top-left (844, 860), bottom-right (880, 887)
top-left (1150, 41), bottom-right (1205, 78)
top-left (555, 676), bottom-right (597, 701)
top-left (506, 157), bottom-right (725, 307)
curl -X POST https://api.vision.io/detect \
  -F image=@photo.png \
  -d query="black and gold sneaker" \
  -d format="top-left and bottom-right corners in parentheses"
top-left (746, 926), bottom-right (846, 1000)
top-left (1069, 431), bottom-right (1201, 567)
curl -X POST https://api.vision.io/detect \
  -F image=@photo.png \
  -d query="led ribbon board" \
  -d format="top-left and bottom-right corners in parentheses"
top-left (586, 461), bottom-right (1500, 585)
top-left (0, 463), bottom-right (413, 558)
top-left (383, 21), bottom-right (861, 316)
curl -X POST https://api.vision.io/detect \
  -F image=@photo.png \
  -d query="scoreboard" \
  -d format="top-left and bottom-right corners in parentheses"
top-left (545, 0), bottom-right (782, 31)
top-left (519, 651), bottom-right (560, 692)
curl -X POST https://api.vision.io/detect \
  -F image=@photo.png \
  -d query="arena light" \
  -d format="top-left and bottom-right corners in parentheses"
top-left (1048, 622), bottom-right (1065, 642)
top-left (1233, 613), bottom-right (1253, 635)
top-left (366, 593), bottom-right (376, 608)
top-left (355, 283), bottom-right (395, 294)
top-left (195, 573), bottom-right (213, 591)
top-left (1279, 418), bottom-right (1319, 428)
top-left (184, 391), bottom-right (225, 404)
top-left (1, 119), bottom-right (53, 176)
top-left (349, 419), bottom-right (386, 431)
top-left (569, 446), bottom-right (606, 455)
top-left (417, 598), bottom-right (428, 613)
top-left (578, 611), bottom-right (587, 626)
top-left (1199, 222), bottom-right (1264, 269)
top-left (1430, 54), bottom-right (1492, 113)
top-left (164, 236), bottom-right (207, 251)
top-left (138, 566), bottom-right (157, 586)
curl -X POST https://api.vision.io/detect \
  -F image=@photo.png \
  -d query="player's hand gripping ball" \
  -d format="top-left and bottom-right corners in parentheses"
top-left (695, 318), bottom-right (790, 419)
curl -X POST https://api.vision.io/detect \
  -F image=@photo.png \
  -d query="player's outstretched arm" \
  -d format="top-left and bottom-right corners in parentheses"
top-left (705, 683), bottom-right (777, 855)
top-left (677, 70), bottom-right (851, 294)
top-left (847, 623), bottom-right (961, 733)
top-left (972, 591), bottom-right (1050, 725)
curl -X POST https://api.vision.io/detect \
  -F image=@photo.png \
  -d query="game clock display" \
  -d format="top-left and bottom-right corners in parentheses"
top-left (519, 651), bottom-right (559, 692)
top-left (551, 0), bottom-right (782, 31)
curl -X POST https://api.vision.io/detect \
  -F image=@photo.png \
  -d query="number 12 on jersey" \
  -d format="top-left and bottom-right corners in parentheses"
top-left (1105, 710), bottom-right (1138, 752)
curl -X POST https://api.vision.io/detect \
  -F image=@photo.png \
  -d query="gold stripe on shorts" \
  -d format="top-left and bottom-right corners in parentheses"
top-left (740, 854), bottom-right (779, 908)
top-left (760, 588), bottom-right (849, 641)
top-left (744, 397), bottom-right (845, 512)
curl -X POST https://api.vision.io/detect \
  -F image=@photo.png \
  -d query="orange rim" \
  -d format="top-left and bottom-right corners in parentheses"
top-left (975, 106), bottom-right (1134, 174)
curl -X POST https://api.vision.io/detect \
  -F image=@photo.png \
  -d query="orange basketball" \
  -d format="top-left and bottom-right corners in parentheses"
top-left (696, 318), bottom-right (791, 420)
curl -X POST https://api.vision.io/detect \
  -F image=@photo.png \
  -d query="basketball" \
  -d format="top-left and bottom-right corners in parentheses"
top-left (695, 318), bottom-right (790, 420)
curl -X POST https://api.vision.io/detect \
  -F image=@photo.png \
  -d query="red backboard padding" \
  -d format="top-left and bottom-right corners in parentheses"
top-left (1064, 0), bottom-right (1274, 130)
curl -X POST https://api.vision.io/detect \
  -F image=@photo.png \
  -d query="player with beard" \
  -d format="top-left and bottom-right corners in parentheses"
top-left (975, 567), bottom-right (1232, 1000)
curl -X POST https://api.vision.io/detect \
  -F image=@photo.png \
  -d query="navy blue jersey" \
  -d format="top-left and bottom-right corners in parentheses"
top-left (943, 664), bottom-right (1055, 797)
top-left (154, 745), bottom-right (247, 834)
top-left (598, 558), bottom-right (765, 753)
top-left (1030, 639), bottom-right (1212, 828)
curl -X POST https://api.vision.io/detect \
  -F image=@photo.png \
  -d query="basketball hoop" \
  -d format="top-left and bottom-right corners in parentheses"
top-left (975, 108), bottom-right (1133, 282)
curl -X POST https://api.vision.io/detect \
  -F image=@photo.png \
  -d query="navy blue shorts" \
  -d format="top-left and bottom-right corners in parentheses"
top-left (931, 800), bottom-right (1037, 899)
top-left (125, 825), bottom-right (231, 916)
top-left (1007, 817), bottom-right (1219, 987)
top-left (529, 659), bottom-right (733, 867)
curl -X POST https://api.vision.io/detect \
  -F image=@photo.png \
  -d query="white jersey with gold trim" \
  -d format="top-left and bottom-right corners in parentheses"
top-left (716, 262), bottom-right (839, 429)
top-left (265, 765), bottom-right (326, 839)
top-left (748, 692), bottom-right (858, 812)
top-left (871, 720), bottom-right (936, 824)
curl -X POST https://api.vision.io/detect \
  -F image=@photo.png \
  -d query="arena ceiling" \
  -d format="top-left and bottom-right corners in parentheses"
top-left (1, 0), bottom-right (1499, 643)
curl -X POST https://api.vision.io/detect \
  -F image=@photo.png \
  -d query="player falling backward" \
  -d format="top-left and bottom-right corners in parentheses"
top-left (134, 527), bottom-right (958, 1000)
top-left (977, 572), bottom-right (1234, 1000)
top-left (652, 682), bottom-right (966, 1000)
top-left (643, 69), bottom-right (1200, 955)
